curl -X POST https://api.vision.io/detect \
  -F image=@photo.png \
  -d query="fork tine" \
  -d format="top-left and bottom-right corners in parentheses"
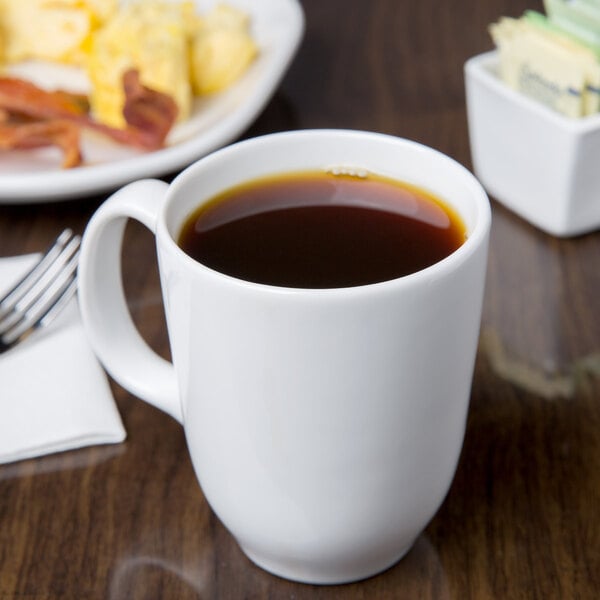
top-left (39, 276), bottom-right (78, 329)
top-left (0, 242), bottom-right (80, 338)
top-left (0, 261), bottom-right (79, 350)
top-left (0, 229), bottom-right (75, 319)
top-left (0, 230), bottom-right (81, 353)
top-left (0, 235), bottom-right (80, 334)
top-left (12, 234), bottom-right (80, 315)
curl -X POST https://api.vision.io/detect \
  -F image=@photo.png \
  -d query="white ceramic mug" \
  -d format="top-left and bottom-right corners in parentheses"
top-left (78, 129), bottom-right (491, 585)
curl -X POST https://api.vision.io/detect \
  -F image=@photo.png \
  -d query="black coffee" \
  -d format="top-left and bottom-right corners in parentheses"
top-left (178, 170), bottom-right (466, 288)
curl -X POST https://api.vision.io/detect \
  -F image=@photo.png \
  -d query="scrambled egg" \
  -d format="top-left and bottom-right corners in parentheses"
top-left (88, 1), bottom-right (195, 127)
top-left (0, 0), bottom-right (116, 65)
top-left (88, 1), bottom-right (257, 127)
top-left (191, 4), bottom-right (257, 95)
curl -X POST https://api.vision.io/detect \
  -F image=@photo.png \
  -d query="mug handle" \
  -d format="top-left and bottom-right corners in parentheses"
top-left (78, 179), bottom-right (182, 424)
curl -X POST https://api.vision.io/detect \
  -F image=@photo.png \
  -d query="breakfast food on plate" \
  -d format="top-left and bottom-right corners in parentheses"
top-left (0, 0), bottom-right (258, 167)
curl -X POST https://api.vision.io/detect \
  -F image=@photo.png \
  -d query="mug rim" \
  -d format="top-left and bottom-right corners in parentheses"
top-left (157, 128), bottom-right (491, 295)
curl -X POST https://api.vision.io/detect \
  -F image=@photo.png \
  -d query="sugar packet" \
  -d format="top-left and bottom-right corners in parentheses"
top-left (544, 0), bottom-right (600, 47)
top-left (490, 12), bottom-right (600, 117)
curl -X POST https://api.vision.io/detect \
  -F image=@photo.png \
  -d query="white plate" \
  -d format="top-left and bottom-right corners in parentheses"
top-left (0, 0), bottom-right (304, 203)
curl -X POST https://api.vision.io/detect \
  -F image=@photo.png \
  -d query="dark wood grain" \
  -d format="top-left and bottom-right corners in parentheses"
top-left (2, 0), bottom-right (599, 597)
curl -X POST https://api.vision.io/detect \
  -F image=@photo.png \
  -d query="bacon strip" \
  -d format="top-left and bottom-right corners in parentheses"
top-left (77, 70), bottom-right (178, 151)
top-left (0, 77), bottom-right (89, 120)
top-left (0, 120), bottom-right (81, 168)
top-left (0, 69), bottom-right (178, 167)
top-left (121, 69), bottom-right (179, 148)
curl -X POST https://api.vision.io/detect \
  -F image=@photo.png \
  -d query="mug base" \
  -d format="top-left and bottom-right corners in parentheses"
top-left (240, 540), bottom-right (414, 585)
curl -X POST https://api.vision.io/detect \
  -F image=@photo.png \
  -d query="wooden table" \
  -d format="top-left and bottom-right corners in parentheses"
top-left (1, 0), bottom-right (599, 597)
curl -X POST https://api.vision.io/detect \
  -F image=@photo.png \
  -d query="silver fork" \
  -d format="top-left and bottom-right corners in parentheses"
top-left (0, 229), bottom-right (81, 354)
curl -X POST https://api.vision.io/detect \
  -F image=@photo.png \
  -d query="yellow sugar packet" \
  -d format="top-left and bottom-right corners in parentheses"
top-left (490, 16), bottom-right (600, 117)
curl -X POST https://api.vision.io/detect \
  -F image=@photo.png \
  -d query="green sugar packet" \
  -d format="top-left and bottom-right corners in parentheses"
top-left (576, 0), bottom-right (600, 9)
top-left (525, 10), bottom-right (600, 58)
top-left (544, 0), bottom-right (600, 46)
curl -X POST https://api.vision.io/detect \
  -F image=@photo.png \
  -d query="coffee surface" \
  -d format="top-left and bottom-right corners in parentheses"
top-left (178, 171), bottom-right (466, 288)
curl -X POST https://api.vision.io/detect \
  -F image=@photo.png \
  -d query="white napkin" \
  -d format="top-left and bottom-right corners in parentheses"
top-left (0, 253), bottom-right (126, 464)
